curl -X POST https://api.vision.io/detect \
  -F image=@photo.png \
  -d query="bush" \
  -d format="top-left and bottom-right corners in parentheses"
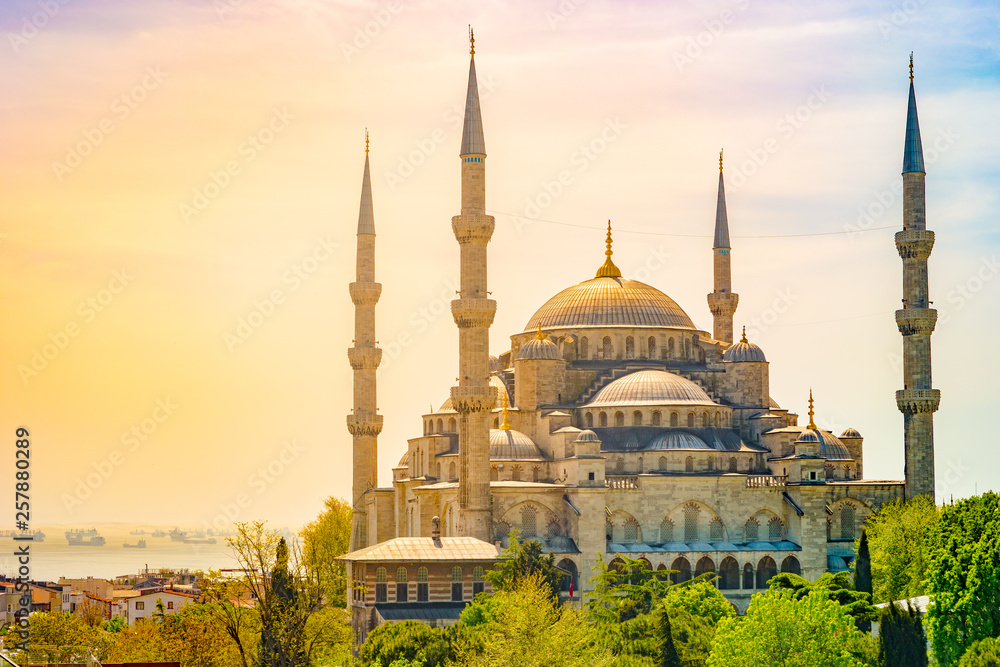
top-left (358, 620), bottom-right (451, 667)
top-left (959, 637), bottom-right (1000, 667)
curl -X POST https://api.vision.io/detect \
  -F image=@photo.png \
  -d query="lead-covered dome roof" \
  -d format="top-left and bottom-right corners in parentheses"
top-left (517, 337), bottom-right (561, 361)
top-left (524, 276), bottom-right (697, 331)
top-left (796, 427), bottom-right (852, 460)
top-left (585, 369), bottom-right (718, 407)
top-left (489, 429), bottom-right (545, 461)
top-left (723, 327), bottom-right (766, 362)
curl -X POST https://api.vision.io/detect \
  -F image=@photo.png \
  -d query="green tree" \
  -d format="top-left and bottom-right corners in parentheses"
top-left (862, 496), bottom-right (938, 603)
top-left (855, 529), bottom-right (873, 632)
top-left (299, 496), bottom-right (352, 607)
top-left (708, 590), bottom-right (870, 667)
top-left (959, 637), bottom-right (1000, 667)
top-left (358, 620), bottom-right (451, 667)
top-left (927, 492), bottom-right (1000, 666)
top-left (768, 571), bottom-right (876, 628)
top-left (484, 530), bottom-right (564, 602)
top-left (655, 610), bottom-right (681, 667)
top-left (877, 601), bottom-right (927, 667)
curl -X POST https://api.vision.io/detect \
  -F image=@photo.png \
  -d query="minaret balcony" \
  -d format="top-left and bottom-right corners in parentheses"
top-left (707, 292), bottom-right (739, 316)
top-left (348, 347), bottom-right (382, 370)
top-left (349, 282), bottom-right (382, 306)
top-left (451, 214), bottom-right (496, 244)
top-left (449, 385), bottom-right (497, 414)
top-left (895, 308), bottom-right (937, 336)
top-left (895, 230), bottom-right (935, 261)
top-left (347, 413), bottom-right (384, 436)
top-left (895, 389), bottom-right (941, 414)
top-left (451, 298), bottom-right (497, 329)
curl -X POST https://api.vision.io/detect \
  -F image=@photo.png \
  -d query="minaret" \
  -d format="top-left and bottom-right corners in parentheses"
top-left (347, 131), bottom-right (383, 550)
top-left (451, 28), bottom-right (496, 542)
top-left (894, 54), bottom-right (939, 499)
top-left (707, 150), bottom-right (739, 344)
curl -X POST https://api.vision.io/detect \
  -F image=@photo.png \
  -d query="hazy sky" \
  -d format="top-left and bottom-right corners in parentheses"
top-left (1, 0), bottom-right (997, 530)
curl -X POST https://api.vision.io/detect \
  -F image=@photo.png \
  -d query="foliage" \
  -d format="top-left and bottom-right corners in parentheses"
top-left (358, 620), bottom-right (452, 667)
top-left (959, 637), bottom-right (1000, 667)
top-left (299, 495), bottom-right (352, 607)
top-left (654, 610), bottom-right (681, 667)
top-left (708, 590), bottom-right (872, 666)
top-left (855, 530), bottom-right (873, 633)
top-left (661, 581), bottom-right (734, 628)
top-left (768, 571), bottom-right (876, 628)
top-left (861, 496), bottom-right (939, 604)
top-left (927, 492), bottom-right (1000, 666)
top-left (483, 530), bottom-right (564, 602)
top-left (302, 607), bottom-right (352, 667)
top-left (101, 616), bottom-right (127, 633)
top-left (877, 601), bottom-right (928, 667)
top-left (77, 598), bottom-right (109, 627)
top-left (24, 611), bottom-right (99, 647)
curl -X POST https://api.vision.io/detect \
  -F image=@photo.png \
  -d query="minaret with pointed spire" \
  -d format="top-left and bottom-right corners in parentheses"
top-left (347, 130), bottom-right (384, 550)
top-left (707, 150), bottom-right (739, 344)
top-left (895, 54), bottom-right (939, 499)
top-left (451, 28), bottom-right (496, 542)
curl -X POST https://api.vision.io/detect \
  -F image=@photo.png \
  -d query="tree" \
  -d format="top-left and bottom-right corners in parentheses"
top-left (483, 531), bottom-right (564, 602)
top-left (655, 610), bottom-right (681, 667)
top-left (862, 496), bottom-right (938, 603)
top-left (877, 601), bottom-right (928, 667)
top-left (299, 496), bottom-right (352, 607)
top-left (959, 637), bottom-right (1000, 667)
top-left (768, 571), bottom-right (876, 628)
top-left (854, 530), bottom-right (873, 632)
top-left (708, 590), bottom-right (870, 667)
top-left (358, 620), bottom-right (452, 667)
top-left (927, 492), bottom-right (1000, 666)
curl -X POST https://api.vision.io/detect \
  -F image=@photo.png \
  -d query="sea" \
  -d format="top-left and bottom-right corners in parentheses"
top-left (0, 524), bottom-right (298, 582)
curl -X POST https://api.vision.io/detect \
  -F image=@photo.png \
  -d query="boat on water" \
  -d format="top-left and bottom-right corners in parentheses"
top-left (169, 528), bottom-right (185, 541)
top-left (123, 539), bottom-right (147, 548)
top-left (129, 529), bottom-right (147, 535)
top-left (68, 534), bottom-right (106, 547)
top-left (65, 528), bottom-right (99, 539)
top-left (151, 529), bottom-right (167, 537)
top-left (0, 529), bottom-right (45, 541)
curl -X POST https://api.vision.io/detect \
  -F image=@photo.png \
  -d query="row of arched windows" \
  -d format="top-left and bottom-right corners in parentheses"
top-left (606, 508), bottom-right (785, 544)
top-left (423, 417), bottom-right (458, 435)
top-left (373, 565), bottom-right (485, 603)
top-left (585, 409), bottom-right (724, 429)
top-left (608, 554), bottom-right (800, 590)
top-left (607, 455), bottom-right (744, 475)
top-left (490, 465), bottom-right (542, 482)
top-left (575, 335), bottom-right (699, 362)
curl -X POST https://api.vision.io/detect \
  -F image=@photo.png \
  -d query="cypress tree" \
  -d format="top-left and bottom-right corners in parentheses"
top-left (878, 601), bottom-right (928, 667)
top-left (656, 609), bottom-right (682, 667)
top-left (855, 529), bottom-right (873, 632)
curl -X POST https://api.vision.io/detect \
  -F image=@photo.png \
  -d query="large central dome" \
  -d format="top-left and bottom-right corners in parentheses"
top-left (524, 276), bottom-right (697, 331)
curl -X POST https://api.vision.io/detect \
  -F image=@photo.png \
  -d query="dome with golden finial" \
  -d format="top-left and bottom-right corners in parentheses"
top-left (794, 390), bottom-right (852, 459)
top-left (723, 327), bottom-right (767, 362)
top-left (516, 325), bottom-right (562, 361)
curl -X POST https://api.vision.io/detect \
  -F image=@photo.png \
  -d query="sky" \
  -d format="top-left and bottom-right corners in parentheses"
top-left (1, 0), bottom-right (998, 531)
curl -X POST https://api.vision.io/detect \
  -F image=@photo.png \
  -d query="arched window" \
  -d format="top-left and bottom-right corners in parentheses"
top-left (436, 418), bottom-right (443, 433)
top-left (719, 557), bottom-right (739, 590)
top-left (841, 504), bottom-right (856, 539)
top-left (781, 555), bottom-right (801, 575)
top-left (658, 456), bottom-right (668, 471)
top-left (825, 464), bottom-right (834, 479)
top-left (768, 517), bottom-right (783, 542)
top-left (615, 412), bottom-right (625, 427)
top-left (684, 504), bottom-right (699, 542)
top-left (451, 566), bottom-right (464, 601)
top-left (376, 567), bottom-right (387, 582)
top-left (615, 457), bottom-right (625, 472)
top-left (685, 456), bottom-right (693, 473)
top-left (418, 567), bottom-right (428, 581)
top-left (449, 417), bottom-right (456, 431)
top-left (701, 412), bottom-right (709, 427)
top-left (625, 336), bottom-right (635, 359)
top-left (435, 462), bottom-right (441, 479)
top-left (714, 412), bottom-right (721, 427)
top-left (651, 411), bottom-right (661, 426)
top-left (670, 557), bottom-right (691, 584)
top-left (729, 457), bottom-right (738, 472)
top-left (744, 518), bottom-right (759, 542)
top-left (709, 517), bottom-right (724, 541)
top-left (670, 412), bottom-right (679, 427)
top-left (511, 465), bottom-right (521, 481)
top-left (449, 462), bottom-right (456, 480)
top-left (844, 465), bottom-right (852, 479)
top-left (521, 505), bottom-right (537, 538)
top-left (684, 339), bottom-right (691, 360)
top-left (473, 566), bottom-right (484, 580)
top-left (533, 467), bottom-right (540, 482)
top-left (490, 466), bottom-right (498, 481)
top-left (756, 556), bottom-right (777, 589)
top-left (687, 413), bottom-right (695, 427)
top-left (396, 567), bottom-right (408, 602)
top-left (668, 338), bottom-right (675, 358)
top-left (602, 336), bottom-right (612, 359)
top-left (452, 566), bottom-right (463, 581)
top-left (599, 412), bottom-right (608, 427)
top-left (495, 521), bottom-right (510, 539)
top-left (632, 411), bottom-right (643, 426)
top-left (660, 518), bottom-right (674, 542)
top-left (742, 563), bottom-right (754, 589)
top-left (580, 337), bottom-right (589, 359)
top-left (396, 567), bottom-right (407, 582)
top-left (648, 336), bottom-right (656, 358)
top-left (546, 521), bottom-right (559, 538)
top-left (623, 518), bottom-right (639, 543)
top-left (417, 566), bottom-right (429, 602)
top-left (585, 413), bottom-right (594, 428)
top-left (695, 556), bottom-right (715, 579)
top-left (708, 458), bottom-right (715, 472)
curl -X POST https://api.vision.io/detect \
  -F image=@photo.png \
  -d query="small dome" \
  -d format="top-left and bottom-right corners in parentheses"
top-left (575, 430), bottom-right (601, 443)
top-left (840, 427), bottom-right (862, 439)
top-left (796, 428), bottom-right (852, 459)
top-left (516, 337), bottom-right (561, 361)
top-left (586, 369), bottom-right (717, 407)
top-left (723, 329), bottom-right (766, 362)
top-left (796, 430), bottom-right (821, 444)
top-left (398, 451), bottom-right (410, 466)
top-left (489, 355), bottom-right (503, 373)
top-left (489, 429), bottom-right (545, 461)
top-left (647, 431), bottom-right (712, 450)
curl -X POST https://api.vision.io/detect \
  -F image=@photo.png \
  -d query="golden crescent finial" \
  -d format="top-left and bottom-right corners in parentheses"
top-left (500, 391), bottom-right (510, 430)
top-left (807, 388), bottom-right (817, 430)
top-left (470, 25), bottom-right (475, 58)
top-left (719, 148), bottom-right (724, 173)
top-left (740, 325), bottom-right (747, 344)
top-left (365, 128), bottom-right (369, 155)
top-left (595, 220), bottom-right (622, 278)
top-left (536, 323), bottom-right (546, 340)
top-left (909, 52), bottom-right (914, 83)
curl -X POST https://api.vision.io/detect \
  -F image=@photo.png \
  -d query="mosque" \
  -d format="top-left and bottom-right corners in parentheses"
top-left (340, 37), bottom-right (939, 635)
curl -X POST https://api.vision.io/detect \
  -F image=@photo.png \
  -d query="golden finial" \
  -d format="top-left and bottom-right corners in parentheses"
top-left (806, 388), bottom-right (817, 430)
top-left (500, 391), bottom-right (511, 430)
top-left (909, 52), bottom-right (914, 83)
top-left (740, 326), bottom-right (748, 344)
top-left (365, 128), bottom-right (369, 155)
top-left (469, 25), bottom-right (475, 58)
top-left (719, 148), bottom-right (724, 173)
top-left (535, 324), bottom-right (546, 340)
top-left (595, 220), bottom-right (622, 278)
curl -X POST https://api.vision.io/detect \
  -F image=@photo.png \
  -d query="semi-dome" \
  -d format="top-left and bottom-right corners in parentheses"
top-left (489, 429), bottom-right (545, 460)
top-left (647, 431), bottom-right (712, 450)
top-left (586, 369), bottom-right (718, 407)
top-left (796, 428), bottom-right (852, 460)
top-left (524, 276), bottom-right (697, 331)
top-left (723, 328), bottom-right (766, 362)
top-left (575, 430), bottom-right (601, 443)
top-left (516, 336), bottom-right (561, 361)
